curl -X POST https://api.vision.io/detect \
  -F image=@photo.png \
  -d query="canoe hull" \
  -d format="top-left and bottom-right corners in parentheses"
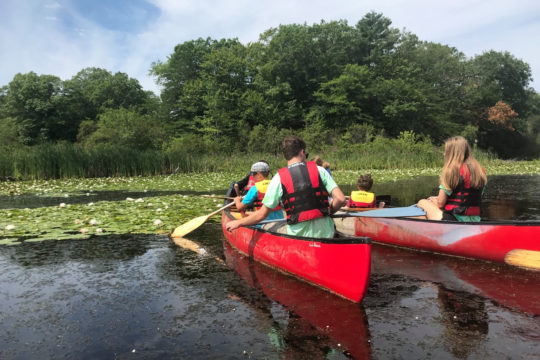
top-left (223, 240), bottom-right (372, 358)
top-left (222, 211), bottom-right (371, 303)
top-left (334, 216), bottom-right (540, 263)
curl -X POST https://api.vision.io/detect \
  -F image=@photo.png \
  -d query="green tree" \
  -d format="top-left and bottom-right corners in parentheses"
top-left (83, 107), bottom-right (166, 150)
top-left (3, 72), bottom-right (62, 144)
top-left (309, 64), bottom-right (374, 130)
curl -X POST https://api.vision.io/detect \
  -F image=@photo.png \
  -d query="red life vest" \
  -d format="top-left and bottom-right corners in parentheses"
top-left (244, 174), bottom-right (256, 193)
top-left (278, 161), bottom-right (330, 225)
top-left (252, 179), bottom-right (282, 211)
top-left (347, 190), bottom-right (376, 208)
top-left (444, 163), bottom-right (483, 216)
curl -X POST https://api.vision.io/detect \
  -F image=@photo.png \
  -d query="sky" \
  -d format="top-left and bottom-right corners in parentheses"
top-left (1, 0), bottom-right (540, 95)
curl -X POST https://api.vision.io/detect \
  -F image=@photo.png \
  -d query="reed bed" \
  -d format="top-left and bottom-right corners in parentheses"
top-left (0, 140), bottom-right (525, 181)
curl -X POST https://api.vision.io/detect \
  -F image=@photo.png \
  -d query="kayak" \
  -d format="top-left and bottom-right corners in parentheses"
top-left (223, 240), bottom-right (371, 358)
top-left (221, 208), bottom-right (371, 303)
top-left (371, 244), bottom-right (540, 315)
top-left (333, 214), bottom-right (540, 268)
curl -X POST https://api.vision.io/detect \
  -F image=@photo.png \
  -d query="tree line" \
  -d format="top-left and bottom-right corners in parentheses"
top-left (1, 12), bottom-right (539, 162)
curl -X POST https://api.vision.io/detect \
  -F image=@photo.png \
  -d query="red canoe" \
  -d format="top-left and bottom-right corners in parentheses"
top-left (221, 209), bottom-right (371, 303)
top-left (223, 240), bottom-right (372, 358)
top-left (334, 215), bottom-right (540, 266)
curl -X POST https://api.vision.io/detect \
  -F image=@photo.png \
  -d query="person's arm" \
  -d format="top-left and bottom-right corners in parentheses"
top-left (317, 166), bottom-right (345, 213)
top-left (428, 188), bottom-right (449, 209)
top-left (329, 187), bottom-right (346, 213)
top-left (226, 206), bottom-right (271, 231)
top-left (234, 196), bottom-right (246, 211)
top-left (234, 186), bottom-right (257, 211)
top-left (417, 188), bottom-right (448, 220)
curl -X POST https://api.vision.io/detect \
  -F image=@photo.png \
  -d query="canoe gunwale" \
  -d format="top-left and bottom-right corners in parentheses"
top-left (224, 209), bottom-right (372, 244)
top-left (332, 213), bottom-right (540, 226)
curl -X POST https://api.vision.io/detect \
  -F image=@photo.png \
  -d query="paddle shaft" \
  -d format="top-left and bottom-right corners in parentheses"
top-left (171, 201), bottom-right (235, 238)
top-left (208, 201), bottom-right (235, 217)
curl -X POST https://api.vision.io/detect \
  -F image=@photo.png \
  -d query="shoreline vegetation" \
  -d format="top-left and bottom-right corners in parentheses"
top-left (2, 13), bottom-right (539, 177)
top-left (1, 134), bottom-right (538, 182)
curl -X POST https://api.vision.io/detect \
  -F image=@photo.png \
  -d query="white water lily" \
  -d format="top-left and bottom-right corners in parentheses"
top-left (95, 228), bottom-right (103, 234)
top-left (89, 219), bottom-right (98, 226)
top-left (135, 198), bottom-right (144, 203)
top-left (126, 197), bottom-right (134, 201)
top-left (59, 203), bottom-right (66, 208)
top-left (5, 224), bottom-right (15, 231)
top-left (153, 219), bottom-right (163, 226)
top-left (88, 202), bottom-right (94, 206)
top-left (156, 208), bottom-right (162, 212)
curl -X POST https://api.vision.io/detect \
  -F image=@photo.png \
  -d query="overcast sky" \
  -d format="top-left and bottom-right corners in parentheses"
top-left (1, 0), bottom-right (539, 95)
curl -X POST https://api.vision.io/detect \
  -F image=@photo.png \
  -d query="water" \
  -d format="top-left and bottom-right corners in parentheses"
top-left (1, 175), bottom-right (539, 359)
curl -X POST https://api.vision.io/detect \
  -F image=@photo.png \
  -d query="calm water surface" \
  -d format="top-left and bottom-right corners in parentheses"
top-left (0, 175), bottom-right (539, 359)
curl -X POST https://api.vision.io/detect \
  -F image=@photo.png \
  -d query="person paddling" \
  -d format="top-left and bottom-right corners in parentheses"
top-left (233, 161), bottom-right (284, 225)
top-left (226, 135), bottom-right (346, 238)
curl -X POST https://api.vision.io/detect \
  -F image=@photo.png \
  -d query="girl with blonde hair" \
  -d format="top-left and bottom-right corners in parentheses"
top-left (417, 136), bottom-right (487, 221)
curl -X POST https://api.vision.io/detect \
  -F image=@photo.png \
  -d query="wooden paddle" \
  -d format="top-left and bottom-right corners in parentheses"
top-left (504, 249), bottom-right (540, 271)
top-left (171, 201), bottom-right (235, 239)
top-left (171, 237), bottom-right (226, 264)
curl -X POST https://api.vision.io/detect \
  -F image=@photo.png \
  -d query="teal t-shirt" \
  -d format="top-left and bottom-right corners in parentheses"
top-left (262, 163), bottom-right (338, 238)
top-left (242, 185), bottom-right (284, 222)
top-left (439, 184), bottom-right (482, 222)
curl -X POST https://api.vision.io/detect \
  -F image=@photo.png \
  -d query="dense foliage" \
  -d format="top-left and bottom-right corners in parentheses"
top-left (1, 12), bottom-right (539, 180)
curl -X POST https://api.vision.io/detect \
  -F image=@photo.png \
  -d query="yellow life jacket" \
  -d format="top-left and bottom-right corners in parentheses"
top-left (254, 179), bottom-right (271, 193)
top-left (349, 190), bottom-right (376, 208)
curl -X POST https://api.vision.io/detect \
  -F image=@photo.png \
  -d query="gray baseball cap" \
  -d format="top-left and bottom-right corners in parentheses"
top-left (250, 161), bottom-right (270, 173)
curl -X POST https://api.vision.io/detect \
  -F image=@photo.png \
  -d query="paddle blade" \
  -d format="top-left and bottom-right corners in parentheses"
top-left (505, 249), bottom-right (540, 271)
top-left (172, 237), bottom-right (207, 255)
top-left (171, 215), bottom-right (208, 238)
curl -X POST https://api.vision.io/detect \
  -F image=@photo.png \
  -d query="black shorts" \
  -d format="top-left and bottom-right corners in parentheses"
top-left (441, 212), bottom-right (458, 221)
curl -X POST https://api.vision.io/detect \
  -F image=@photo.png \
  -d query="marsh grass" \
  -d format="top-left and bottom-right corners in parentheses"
top-left (0, 138), bottom-right (534, 181)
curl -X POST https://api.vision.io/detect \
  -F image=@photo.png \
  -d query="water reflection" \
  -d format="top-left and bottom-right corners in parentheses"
top-left (437, 288), bottom-right (488, 359)
top-left (223, 240), bottom-right (372, 359)
top-left (371, 244), bottom-right (540, 315)
top-left (1, 223), bottom-right (539, 358)
top-left (6, 234), bottom-right (153, 267)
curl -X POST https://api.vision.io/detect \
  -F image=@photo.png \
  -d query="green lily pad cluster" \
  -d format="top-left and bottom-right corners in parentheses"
top-left (1, 162), bottom-right (539, 245)
top-left (0, 172), bottom-right (244, 245)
